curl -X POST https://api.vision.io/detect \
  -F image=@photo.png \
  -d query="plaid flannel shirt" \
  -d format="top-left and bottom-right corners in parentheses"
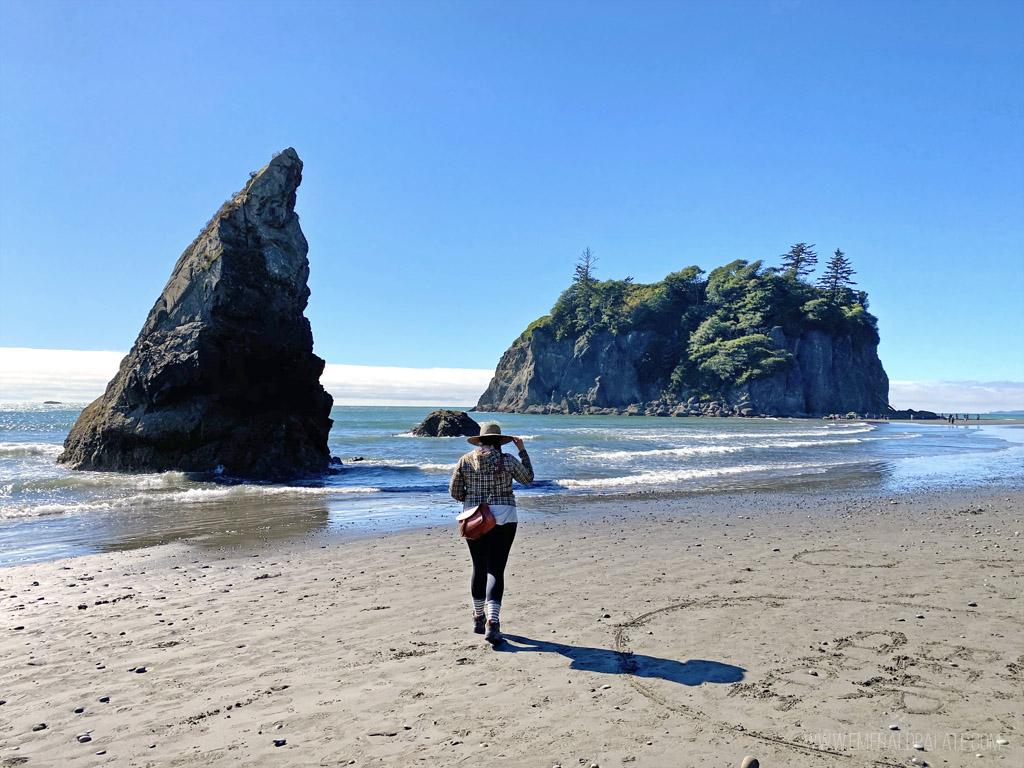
top-left (449, 448), bottom-right (534, 508)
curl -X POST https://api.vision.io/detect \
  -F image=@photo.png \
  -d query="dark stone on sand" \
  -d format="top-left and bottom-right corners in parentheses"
top-left (99, 697), bottom-right (110, 703)
top-left (58, 149), bottom-right (334, 481)
top-left (32, 723), bottom-right (47, 731)
top-left (273, 739), bottom-right (287, 747)
top-left (888, 408), bottom-right (940, 420)
top-left (410, 410), bottom-right (480, 438)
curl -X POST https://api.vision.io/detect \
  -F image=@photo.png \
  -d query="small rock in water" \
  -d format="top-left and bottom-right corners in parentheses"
top-left (740, 757), bottom-right (760, 768)
top-left (32, 723), bottom-right (47, 732)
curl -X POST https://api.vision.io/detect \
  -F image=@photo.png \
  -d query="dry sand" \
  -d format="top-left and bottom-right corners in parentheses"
top-left (2, 486), bottom-right (1022, 767)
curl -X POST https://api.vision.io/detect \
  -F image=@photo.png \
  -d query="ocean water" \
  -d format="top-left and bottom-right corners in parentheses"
top-left (1, 404), bottom-right (1022, 565)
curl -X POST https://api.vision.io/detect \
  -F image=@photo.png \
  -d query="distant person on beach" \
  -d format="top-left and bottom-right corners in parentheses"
top-left (449, 423), bottom-right (534, 645)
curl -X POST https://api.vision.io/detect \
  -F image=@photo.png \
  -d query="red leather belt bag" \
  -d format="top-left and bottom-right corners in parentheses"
top-left (457, 503), bottom-right (496, 539)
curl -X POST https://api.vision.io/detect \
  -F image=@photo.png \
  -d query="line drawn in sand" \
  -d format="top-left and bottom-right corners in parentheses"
top-left (612, 595), bottom-right (1017, 767)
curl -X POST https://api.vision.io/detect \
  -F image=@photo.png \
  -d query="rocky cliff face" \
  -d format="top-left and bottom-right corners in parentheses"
top-left (476, 327), bottom-right (662, 414)
top-left (476, 325), bottom-right (889, 417)
top-left (59, 149), bottom-right (334, 479)
top-left (731, 327), bottom-right (889, 416)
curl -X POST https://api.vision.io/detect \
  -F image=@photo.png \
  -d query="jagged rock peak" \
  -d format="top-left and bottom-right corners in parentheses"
top-left (59, 148), bottom-right (335, 480)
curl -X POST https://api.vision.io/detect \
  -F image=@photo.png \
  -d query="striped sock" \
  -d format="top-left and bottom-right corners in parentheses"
top-left (473, 598), bottom-right (485, 617)
top-left (486, 600), bottom-right (501, 623)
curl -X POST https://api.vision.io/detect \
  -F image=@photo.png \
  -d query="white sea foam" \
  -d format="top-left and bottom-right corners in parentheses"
top-left (0, 442), bottom-right (64, 458)
top-left (1, 499), bottom-right (116, 519)
top-left (760, 438), bottom-right (855, 448)
top-left (554, 461), bottom-right (841, 489)
top-left (571, 444), bottom-right (744, 461)
top-left (0, 482), bottom-right (382, 519)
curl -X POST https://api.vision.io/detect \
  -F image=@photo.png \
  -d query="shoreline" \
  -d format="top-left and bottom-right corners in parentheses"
top-left (3, 415), bottom-right (1023, 567)
top-left (2, 483), bottom-right (1021, 767)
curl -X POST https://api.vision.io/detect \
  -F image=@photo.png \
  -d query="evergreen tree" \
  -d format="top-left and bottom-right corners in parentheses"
top-left (818, 248), bottom-right (857, 301)
top-left (574, 247), bottom-right (597, 287)
top-left (571, 247), bottom-right (599, 334)
top-left (779, 242), bottom-right (818, 279)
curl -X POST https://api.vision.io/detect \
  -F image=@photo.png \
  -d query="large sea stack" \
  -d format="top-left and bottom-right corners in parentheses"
top-left (59, 149), bottom-right (334, 479)
top-left (476, 259), bottom-right (890, 417)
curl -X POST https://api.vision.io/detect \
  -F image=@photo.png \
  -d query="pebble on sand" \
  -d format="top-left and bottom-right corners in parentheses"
top-left (273, 739), bottom-right (287, 747)
top-left (996, 739), bottom-right (1009, 745)
top-left (740, 757), bottom-right (760, 768)
top-left (31, 724), bottom-right (47, 732)
top-left (913, 743), bottom-right (925, 750)
top-left (77, 733), bottom-right (92, 743)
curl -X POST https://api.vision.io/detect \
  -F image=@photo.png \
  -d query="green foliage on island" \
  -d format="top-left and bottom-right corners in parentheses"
top-left (524, 245), bottom-right (879, 396)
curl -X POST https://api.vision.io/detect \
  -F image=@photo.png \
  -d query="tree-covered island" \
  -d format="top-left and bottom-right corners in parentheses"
top-left (476, 244), bottom-right (890, 417)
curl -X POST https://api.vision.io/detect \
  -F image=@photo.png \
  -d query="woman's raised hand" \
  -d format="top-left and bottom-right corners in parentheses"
top-left (511, 436), bottom-right (525, 451)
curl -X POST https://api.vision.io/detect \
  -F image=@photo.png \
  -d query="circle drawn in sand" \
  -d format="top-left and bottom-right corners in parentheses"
top-left (612, 594), bottom-right (1015, 767)
top-left (792, 548), bottom-right (897, 568)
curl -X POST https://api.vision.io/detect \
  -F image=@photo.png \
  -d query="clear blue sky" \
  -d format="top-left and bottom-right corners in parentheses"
top-left (1, 0), bottom-right (1022, 385)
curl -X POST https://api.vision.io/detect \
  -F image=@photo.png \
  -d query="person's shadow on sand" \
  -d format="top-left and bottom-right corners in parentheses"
top-left (496, 635), bottom-right (745, 686)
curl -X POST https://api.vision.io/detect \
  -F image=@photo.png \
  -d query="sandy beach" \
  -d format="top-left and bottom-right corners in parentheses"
top-left (2, 484), bottom-right (1022, 767)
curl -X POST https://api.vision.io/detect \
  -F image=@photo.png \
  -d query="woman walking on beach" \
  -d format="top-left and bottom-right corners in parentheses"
top-left (449, 423), bottom-right (534, 645)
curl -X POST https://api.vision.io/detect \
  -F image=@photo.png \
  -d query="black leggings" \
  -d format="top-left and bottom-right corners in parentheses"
top-left (467, 522), bottom-right (517, 604)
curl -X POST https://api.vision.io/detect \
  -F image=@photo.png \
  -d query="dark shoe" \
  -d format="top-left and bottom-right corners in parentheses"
top-left (484, 620), bottom-right (503, 645)
top-left (473, 613), bottom-right (486, 634)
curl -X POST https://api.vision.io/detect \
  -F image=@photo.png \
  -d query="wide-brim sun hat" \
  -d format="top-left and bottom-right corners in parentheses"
top-left (467, 422), bottom-right (514, 446)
